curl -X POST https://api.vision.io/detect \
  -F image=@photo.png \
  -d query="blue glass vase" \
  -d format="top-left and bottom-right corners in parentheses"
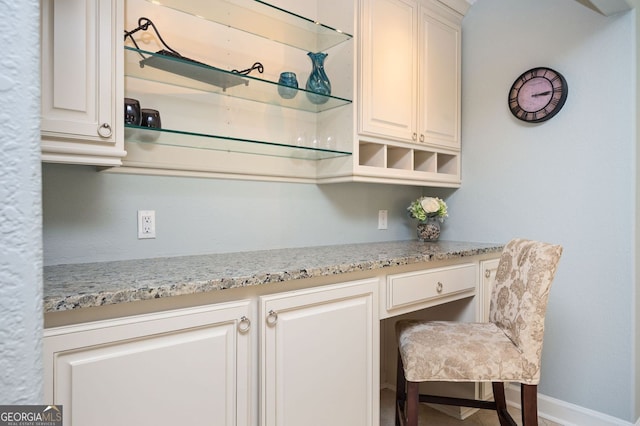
top-left (305, 52), bottom-right (331, 105)
top-left (277, 72), bottom-right (298, 99)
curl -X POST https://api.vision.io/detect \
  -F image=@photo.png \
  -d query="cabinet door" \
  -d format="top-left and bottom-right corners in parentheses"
top-left (260, 279), bottom-right (379, 426)
top-left (418, 5), bottom-right (461, 149)
top-left (44, 301), bottom-right (252, 426)
top-left (359, 0), bottom-right (417, 141)
top-left (41, 0), bottom-right (126, 166)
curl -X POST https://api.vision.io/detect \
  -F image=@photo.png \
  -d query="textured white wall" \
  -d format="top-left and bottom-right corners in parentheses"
top-left (634, 1), bottom-right (640, 421)
top-left (0, 1), bottom-right (43, 404)
top-left (444, 0), bottom-right (635, 421)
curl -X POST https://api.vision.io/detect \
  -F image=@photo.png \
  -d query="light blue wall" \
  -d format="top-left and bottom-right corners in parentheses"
top-left (0, 0), bottom-right (43, 404)
top-left (42, 164), bottom-right (424, 265)
top-left (444, 0), bottom-right (635, 421)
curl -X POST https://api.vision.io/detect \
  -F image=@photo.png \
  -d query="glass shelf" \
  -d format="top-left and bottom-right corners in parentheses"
top-left (145, 0), bottom-right (352, 52)
top-left (125, 125), bottom-right (352, 160)
top-left (125, 47), bottom-right (352, 113)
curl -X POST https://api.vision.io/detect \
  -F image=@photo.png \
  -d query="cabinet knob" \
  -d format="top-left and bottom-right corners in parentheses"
top-left (419, 134), bottom-right (424, 142)
top-left (485, 269), bottom-right (492, 279)
top-left (412, 132), bottom-right (417, 141)
top-left (436, 281), bottom-right (443, 293)
top-left (266, 309), bottom-right (278, 326)
top-left (97, 123), bottom-right (112, 138)
top-left (238, 316), bottom-right (251, 333)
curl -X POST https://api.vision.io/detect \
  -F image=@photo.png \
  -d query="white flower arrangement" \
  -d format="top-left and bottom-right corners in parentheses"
top-left (407, 196), bottom-right (448, 223)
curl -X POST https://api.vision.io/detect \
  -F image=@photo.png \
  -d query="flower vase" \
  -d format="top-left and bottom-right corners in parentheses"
top-left (305, 52), bottom-right (331, 105)
top-left (417, 217), bottom-right (441, 242)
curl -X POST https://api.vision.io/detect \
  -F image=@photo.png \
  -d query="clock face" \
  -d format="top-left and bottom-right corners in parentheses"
top-left (508, 67), bottom-right (568, 123)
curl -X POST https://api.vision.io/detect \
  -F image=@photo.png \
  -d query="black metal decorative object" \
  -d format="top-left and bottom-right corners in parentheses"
top-left (124, 18), bottom-right (263, 90)
top-left (232, 62), bottom-right (264, 76)
top-left (124, 17), bottom-right (182, 59)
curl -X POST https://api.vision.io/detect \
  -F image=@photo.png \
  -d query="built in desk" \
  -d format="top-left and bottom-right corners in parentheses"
top-left (43, 240), bottom-right (503, 426)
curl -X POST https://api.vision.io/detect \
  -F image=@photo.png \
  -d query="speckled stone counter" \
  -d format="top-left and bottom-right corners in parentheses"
top-left (43, 240), bottom-right (503, 313)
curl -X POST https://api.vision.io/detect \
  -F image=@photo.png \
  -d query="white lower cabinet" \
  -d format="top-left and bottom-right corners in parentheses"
top-left (260, 278), bottom-right (379, 426)
top-left (43, 301), bottom-right (252, 426)
top-left (44, 278), bottom-right (379, 426)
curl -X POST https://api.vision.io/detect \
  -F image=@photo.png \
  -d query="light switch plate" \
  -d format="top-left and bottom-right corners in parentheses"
top-left (378, 210), bottom-right (388, 230)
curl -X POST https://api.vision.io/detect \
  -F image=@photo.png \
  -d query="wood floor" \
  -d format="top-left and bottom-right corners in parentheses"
top-left (380, 388), bottom-right (563, 426)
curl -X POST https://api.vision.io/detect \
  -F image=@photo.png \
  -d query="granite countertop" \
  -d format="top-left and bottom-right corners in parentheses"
top-left (43, 240), bottom-right (503, 313)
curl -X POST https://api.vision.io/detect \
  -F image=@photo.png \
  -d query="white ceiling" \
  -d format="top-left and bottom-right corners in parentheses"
top-left (466, 0), bottom-right (632, 16)
top-left (573, 0), bottom-right (633, 16)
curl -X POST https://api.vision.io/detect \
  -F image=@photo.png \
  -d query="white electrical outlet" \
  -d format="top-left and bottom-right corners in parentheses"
top-left (138, 210), bottom-right (156, 239)
top-left (378, 210), bottom-right (388, 230)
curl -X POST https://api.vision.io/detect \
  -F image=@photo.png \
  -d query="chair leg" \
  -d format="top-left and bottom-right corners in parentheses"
top-left (406, 381), bottom-right (420, 426)
top-left (492, 382), bottom-right (512, 426)
top-left (395, 351), bottom-right (407, 426)
top-left (521, 384), bottom-right (538, 426)
top-left (395, 350), bottom-right (418, 426)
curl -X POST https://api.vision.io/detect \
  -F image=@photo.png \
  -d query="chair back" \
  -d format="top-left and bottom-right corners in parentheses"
top-left (489, 239), bottom-right (563, 382)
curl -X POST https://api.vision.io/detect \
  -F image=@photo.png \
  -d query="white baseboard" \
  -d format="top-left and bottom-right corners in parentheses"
top-left (506, 384), bottom-right (636, 426)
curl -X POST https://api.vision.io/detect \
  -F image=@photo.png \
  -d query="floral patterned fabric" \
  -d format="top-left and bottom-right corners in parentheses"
top-left (396, 239), bottom-right (562, 385)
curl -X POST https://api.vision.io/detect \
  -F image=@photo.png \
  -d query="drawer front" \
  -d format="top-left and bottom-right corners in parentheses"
top-left (387, 264), bottom-right (477, 310)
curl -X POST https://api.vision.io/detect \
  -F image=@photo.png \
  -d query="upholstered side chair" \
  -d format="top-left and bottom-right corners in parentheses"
top-left (395, 238), bottom-right (563, 426)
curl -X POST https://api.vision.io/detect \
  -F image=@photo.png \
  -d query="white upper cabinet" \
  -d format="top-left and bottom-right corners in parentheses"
top-left (39, 0), bottom-right (467, 185)
top-left (359, 0), bottom-right (418, 142)
top-left (419, 4), bottom-right (461, 149)
top-left (315, 0), bottom-right (464, 187)
top-left (41, 0), bottom-right (126, 166)
top-left (360, 0), bottom-right (461, 149)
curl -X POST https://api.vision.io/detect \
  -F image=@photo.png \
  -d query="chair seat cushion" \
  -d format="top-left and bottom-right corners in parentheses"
top-left (396, 320), bottom-right (540, 384)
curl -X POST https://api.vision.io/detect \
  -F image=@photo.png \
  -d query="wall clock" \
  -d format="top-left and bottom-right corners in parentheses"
top-left (508, 67), bottom-right (568, 123)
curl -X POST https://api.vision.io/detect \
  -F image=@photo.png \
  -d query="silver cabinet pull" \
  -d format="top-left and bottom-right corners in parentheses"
top-left (485, 269), bottom-right (491, 279)
top-left (266, 309), bottom-right (278, 326)
top-left (238, 316), bottom-right (251, 333)
top-left (436, 281), bottom-right (443, 293)
top-left (97, 123), bottom-right (112, 138)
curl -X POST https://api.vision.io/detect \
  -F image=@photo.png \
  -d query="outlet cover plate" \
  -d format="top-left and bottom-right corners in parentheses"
top-left (138, 210), bottom-right (156, 239)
